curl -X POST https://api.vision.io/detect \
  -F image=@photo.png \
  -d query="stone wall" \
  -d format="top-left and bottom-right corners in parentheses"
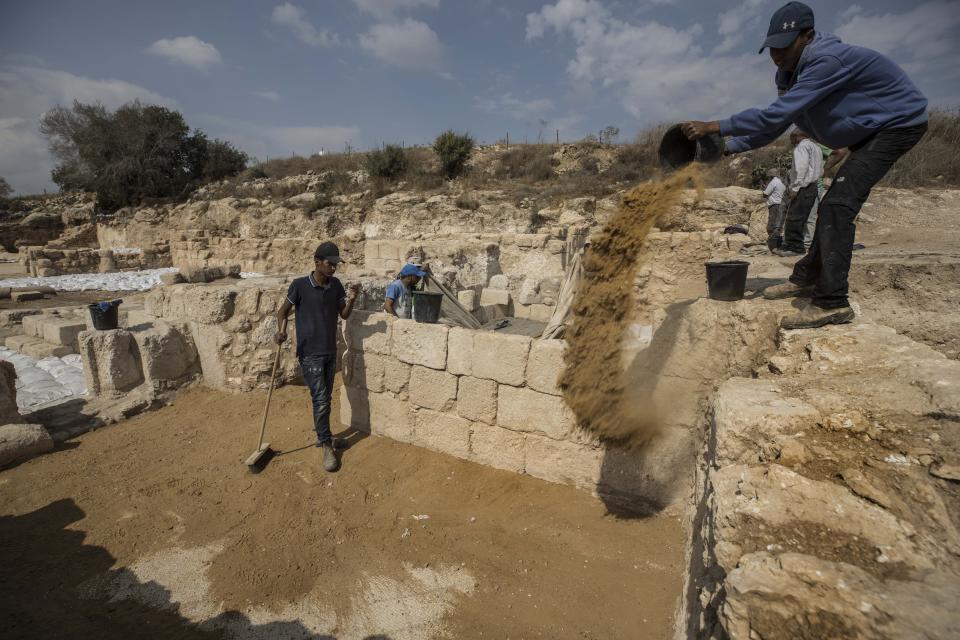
top-left (339, 310), bottom-right (660, 498)
top-left (22, 245), bottom-right (171, 277)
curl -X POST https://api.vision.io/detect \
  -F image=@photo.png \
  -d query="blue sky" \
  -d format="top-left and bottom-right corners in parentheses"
top-left (2, 0), bottom-right (959, 194)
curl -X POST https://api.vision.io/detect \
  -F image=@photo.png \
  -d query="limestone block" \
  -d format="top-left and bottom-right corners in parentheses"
top-left (42, 318), bottom-right (87, 350)
top-left (130, 321), bottom-right (199, 390)
top-left (518, 278), bottom-right (541, 305)
top-left (488, 274), bottom-right (510, 290)
top-left (78, 329), bottom-right (144, 397)
top-left (480, 288), bottom-right (511, 307)
top-left (22, 341), bottom-right (73, 359)
top-left (182, 287), bottom-right (236, 324)
top-left (190, 322), bottom-right (231, 390)
top-left (340, 384), bottom-right (371, 431)
top-left (0, 287), bottom-right (9, 299)
top-left (470, 423), bottom-right (525, 473)
top-left (4, 335), bottom-right (37, 352)
top-left (498, 385), bottom-right (574, 440)
top-left (524, 434), bottom-right (603, 490)
top-left (392, 320), bottom-right (448, 370)
top-left (412, 409), bottom-right (471, 459)
top-left (447, 327), bottom-right (475, 376)
top-left (0, 424), bottom-right (54, 468)
top-left (526, 339), bottom-right (565, 395)
top-left (383, 358), bottom-right (411, 395)
top-left (11, 291), bottom-right (44, 303)
top-left (527, 304), bottom-right (554, 323)
top-left (0, 361), bottom-right (19, 424)
top-left (473, 333), bottom-right (530, 386)
top-left (235, 287), bottom-right (261, 315)
top-left (409, 366), bottom-right (458, 411)
top-left (159, 271), bottom-right (184, 286)
top-left (350, 352), bottom-right (386, 393)
top-left (346, 311), bottom-right (393, 355)
top-left (457, 289), bottom-right (478, 312)
top-left (457, 376), bottom-right (497, 424)
top-left (37, 268), bottom-right (57, 277)
top-left (368, 392), bottom-right (414, 443)
top-left (22, 314), bottom-right (45, 338)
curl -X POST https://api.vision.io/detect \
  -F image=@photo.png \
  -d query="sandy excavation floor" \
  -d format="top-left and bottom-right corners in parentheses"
top-left (0, 380), bottom-right (685, 639)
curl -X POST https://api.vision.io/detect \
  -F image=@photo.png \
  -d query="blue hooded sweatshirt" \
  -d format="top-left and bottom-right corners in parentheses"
top-left (721, 32), bottom-right (927, 153)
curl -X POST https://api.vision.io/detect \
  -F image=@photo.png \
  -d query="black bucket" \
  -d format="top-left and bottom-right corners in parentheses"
top-left (88, 299), bottom-right (123, 330)
top-left (659, 124), bottom-right (725, 169)
top-left (705, 261), bottom-right (749, 301)
top-left (411, 291), bottom-right (443, 323)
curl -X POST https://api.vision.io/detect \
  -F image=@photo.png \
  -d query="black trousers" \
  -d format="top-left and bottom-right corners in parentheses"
top-left (790, 122), bottom-right (927, 309)
top-left (781, 182), bottom-right (819, 252)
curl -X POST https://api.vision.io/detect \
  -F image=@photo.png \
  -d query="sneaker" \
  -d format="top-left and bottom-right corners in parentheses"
top-left (321, 443), bottom-right (340, 472)
top-left (762, 281), bottom-right (814, 300)
top-left (772, 247), bottom-right (804, 257)
top-left (781, 304), bottom-right (855, 330)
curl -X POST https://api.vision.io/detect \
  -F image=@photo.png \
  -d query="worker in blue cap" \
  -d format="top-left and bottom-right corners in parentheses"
top-left (384, 262), bottom-right (428, 319)
top-left (681, 1), bottom-right (927, 330)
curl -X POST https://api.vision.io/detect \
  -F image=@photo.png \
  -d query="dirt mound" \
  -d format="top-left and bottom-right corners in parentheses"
top-left (560, 167), bottom-right (704, 447)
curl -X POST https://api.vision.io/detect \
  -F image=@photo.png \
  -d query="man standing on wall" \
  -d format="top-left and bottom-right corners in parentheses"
top-left (681, 1), bottom-right (927, 329)
top-left (384, 263), bottom-right (427, 319)
top-left (275, 241), bottom-right (359, 472)
top-left (775, 128), bottom-right (823, 257)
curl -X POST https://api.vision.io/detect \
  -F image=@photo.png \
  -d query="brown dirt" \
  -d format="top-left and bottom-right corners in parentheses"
top-left (0, 290), bottom-right (144, 312)
top-left (561, 167), bottom-right (704, 448)
top-left (0, 379), bottom-right (685, 639)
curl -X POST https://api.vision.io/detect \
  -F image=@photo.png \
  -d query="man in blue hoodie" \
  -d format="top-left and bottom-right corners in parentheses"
top-left (681, 1), bottom-right (927, 329)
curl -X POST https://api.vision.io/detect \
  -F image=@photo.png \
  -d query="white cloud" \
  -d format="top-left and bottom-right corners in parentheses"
top-left (146, 36), bottom-right (222, 70)
top-left (835, 1), bottom-right (960, 60)
top-left (359, 19), bottom-right (444, 71)
top-left (476, 93), bottom-right (555, 121)
top-left (351, 0), bottom-right (440, 19)
top-left (253, 90), bottom-right (282, 102)
top-left (714, 0), bottom-right (767, 54)
top-left (526, 1), bottom-right (772, 123)
top-left (0, 64), bottom-right (175, 194)
top-left (836, 4), bottom-right (863, 24)
top-left (194, 115), bottom-right (359, 161)
top-left (271, 3), bottom-right (341, 47)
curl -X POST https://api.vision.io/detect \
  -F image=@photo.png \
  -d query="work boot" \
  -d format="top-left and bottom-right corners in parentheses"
top-left (320, 443), bottom-right (339, 472)
top-left (316, 436), bottom-right (348, 450)
top-left (762, 281), bottom-right (814, 300)
top-left (781, 304), bottom-right (855, 330)
top-left (772, 247), bottom-right (803, 257)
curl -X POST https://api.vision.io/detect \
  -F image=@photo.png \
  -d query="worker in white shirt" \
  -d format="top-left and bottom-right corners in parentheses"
top-left (774, 128), bottom-right (824, 256)
top-left (762, 168), bottom-right (787, 250)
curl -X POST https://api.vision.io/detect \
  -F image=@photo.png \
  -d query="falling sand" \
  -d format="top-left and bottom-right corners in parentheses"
top-left (560, 166), bottom-right (704, 448)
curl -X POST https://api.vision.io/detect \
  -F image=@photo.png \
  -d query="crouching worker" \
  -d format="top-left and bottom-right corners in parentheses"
top-left (383, 263), bottom-right (428, 318)
top-left (275, 241), bottom-right (359, 472)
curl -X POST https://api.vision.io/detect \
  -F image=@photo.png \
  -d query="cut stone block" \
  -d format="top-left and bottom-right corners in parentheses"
top-left (22, 341), bottom-right (73, 359)
top-left (409, 366), bottom-right (458, 411)
top-left (392, 320), bottom-right (448, 370)
top-left (340, 384), bottom-right (371, 431)
top-left (457, 376), bottom-right (497, 425)
top-left (0, 423), bottom-right (54, 468)
top-left (473, 333), bottom-right (530, 386)
top-left (22, 315), bottom-right (45, 338)
top-left (413, 409), bottom-right (471, 459)
top-left (160, 271), bottom-right (185, 285)
top-left (480, 288), bottom-right (511, 307)
top-left (130, 321), bottom-right (199, 391)
top-left (182, 287), bottom-right (236, 324)
top-left (457, 290), bottom-right (478, 312)
top-left (527, 304), bottom-right (554, 323)
top-left (4, 335), bottom-right (37, 352)
top-left (488, 274), bottom-right (510, 290)
top-left (346, 311), bottom-right (393, 355)
top-left (350, 352), bottom-right (386, 393)
top-left (42, 318), bottom-right (87, 350)
top-left (524, 434), bottom-right (603, 491)
top-left (447, 327), bottom-right (475, 376)
top-left (78, 329), bottom-right (144, 397)
top-left (383, 358), bottom-right (411, 395)
top-left (498, 385), bottom-right (574, 440)
top-left (11, 291), bottom-right (44, 303)
top-left (368, 392), bottom-right (414, 443)
top-left (470, 423), bottom-right (525, 473)
top-left (526, 339), bottom-right (565, 395)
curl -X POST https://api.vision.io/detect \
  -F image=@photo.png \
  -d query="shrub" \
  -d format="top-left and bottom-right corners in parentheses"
top-left (0, 176), bottom-right (11, 198)
top-left (366, 144), bottom-right (408, 179)
top-left (496, 145), bottom-right (556, 181)
top-left (455, 193), bottom-right (480, 210)
top-left (433, 130), bottom-right (474, 179)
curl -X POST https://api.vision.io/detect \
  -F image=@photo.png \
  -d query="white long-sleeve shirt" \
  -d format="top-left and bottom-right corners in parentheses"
top-left (789, 138), bottom-right (824, 192)
top-left (763, 177), bottom-right (786, 205)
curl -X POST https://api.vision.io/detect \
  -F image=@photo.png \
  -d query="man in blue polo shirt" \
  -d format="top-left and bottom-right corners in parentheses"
top-left (681, 1), bottom-right (927, 329)
top-left (384, 263), bottom-right (426, 319)
top-left (275, 241), bottom-right (359, 472)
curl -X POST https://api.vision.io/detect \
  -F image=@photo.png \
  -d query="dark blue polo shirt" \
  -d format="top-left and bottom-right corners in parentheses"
top-left (286, 273), bottom-right (345, 358)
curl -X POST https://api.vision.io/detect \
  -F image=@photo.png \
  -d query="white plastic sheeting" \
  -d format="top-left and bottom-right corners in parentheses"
top-left (0, 347), bottom-right (86, 410)
top-left (0, 268), bottom-right (265, 292)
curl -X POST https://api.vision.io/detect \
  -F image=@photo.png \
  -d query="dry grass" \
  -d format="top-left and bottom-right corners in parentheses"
top-left (882, 109), bottom-right (960, 187)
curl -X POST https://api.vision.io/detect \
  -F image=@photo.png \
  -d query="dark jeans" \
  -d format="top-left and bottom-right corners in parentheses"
top-left (766, 202), bottom-right (787, 249)
top-left (781, 182), bottom-right (819, 252)
top-left (790, 122), bottom-right (927, 309)
top-left (300, 354), bottom-right (336, 445)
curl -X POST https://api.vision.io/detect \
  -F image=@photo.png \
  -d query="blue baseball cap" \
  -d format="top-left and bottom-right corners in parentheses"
top-left (400, 263), bottom-right (425, 278)
top-left (759, 2), bottom-right (815, 53)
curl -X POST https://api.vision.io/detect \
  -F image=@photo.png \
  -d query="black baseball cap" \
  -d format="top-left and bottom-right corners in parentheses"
top-left (759, 2), bottom-right (815, 53)
top-left (314, 241), bottom-right (342, 263)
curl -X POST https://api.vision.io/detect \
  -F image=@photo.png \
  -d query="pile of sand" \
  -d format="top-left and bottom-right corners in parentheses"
top-left (560, 166), bottom-right (703, 448)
